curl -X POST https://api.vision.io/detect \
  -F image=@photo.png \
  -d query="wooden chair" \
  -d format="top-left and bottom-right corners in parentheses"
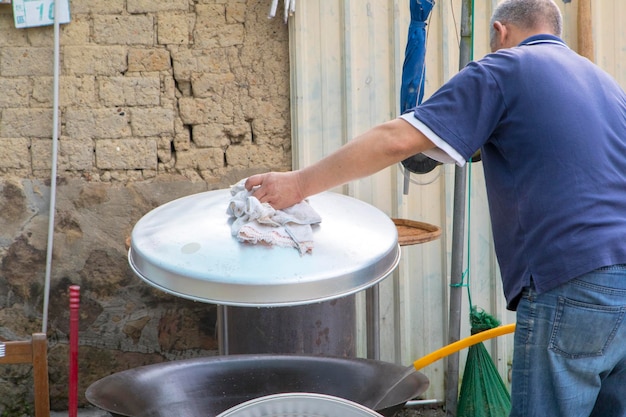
top-left (0, 333), bottom-right (51, 417)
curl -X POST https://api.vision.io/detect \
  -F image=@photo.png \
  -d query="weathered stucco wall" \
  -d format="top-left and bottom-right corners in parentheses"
top-left (0, 0), bottom-right (291, 412)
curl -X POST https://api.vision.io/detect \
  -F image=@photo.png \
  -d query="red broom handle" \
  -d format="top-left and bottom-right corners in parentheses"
top-left (69, 285), bottom-right (80, 417)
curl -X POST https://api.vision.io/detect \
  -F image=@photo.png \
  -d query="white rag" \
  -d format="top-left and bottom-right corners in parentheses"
top-left (226, 179), bottom-right (322, 254)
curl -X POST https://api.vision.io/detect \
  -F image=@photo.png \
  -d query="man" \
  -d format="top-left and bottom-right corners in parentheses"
top-left (245, 1), bottom-right (626, 415)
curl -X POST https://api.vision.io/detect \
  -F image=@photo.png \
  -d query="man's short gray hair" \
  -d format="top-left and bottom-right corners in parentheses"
top-left (489, 0), bottom-right (563, 47)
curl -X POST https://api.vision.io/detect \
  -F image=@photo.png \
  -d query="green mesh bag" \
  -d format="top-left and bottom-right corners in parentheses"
top-left (456, 307), bottom-right (511, 417)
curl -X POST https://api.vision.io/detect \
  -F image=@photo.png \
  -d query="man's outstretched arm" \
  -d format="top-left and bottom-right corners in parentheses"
top-left (245, 118), bottom-right (436, 209)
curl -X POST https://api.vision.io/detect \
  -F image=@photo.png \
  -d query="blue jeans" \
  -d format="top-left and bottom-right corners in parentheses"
top-left (510, 265), bottom-right (626, 417)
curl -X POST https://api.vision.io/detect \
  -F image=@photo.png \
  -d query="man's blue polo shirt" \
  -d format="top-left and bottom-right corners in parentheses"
top-left (406, 34), bottom-right (626, 310)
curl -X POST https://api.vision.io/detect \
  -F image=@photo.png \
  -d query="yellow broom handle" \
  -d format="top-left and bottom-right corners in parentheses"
top-left (412, 323), bottom-right (516, 371)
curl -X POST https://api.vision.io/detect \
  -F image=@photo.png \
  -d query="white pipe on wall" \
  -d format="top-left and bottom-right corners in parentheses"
top-left (42, 0), bottom-right (61, 334)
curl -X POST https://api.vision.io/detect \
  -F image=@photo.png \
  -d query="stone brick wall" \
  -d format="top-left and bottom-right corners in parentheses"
top-left (0, 0), bottom-right (291, 412)
top-left (0, 0), bottom-right (290, 181)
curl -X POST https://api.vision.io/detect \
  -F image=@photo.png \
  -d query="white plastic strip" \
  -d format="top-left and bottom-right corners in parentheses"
top-left (42, 0), bottom-right (61, 334)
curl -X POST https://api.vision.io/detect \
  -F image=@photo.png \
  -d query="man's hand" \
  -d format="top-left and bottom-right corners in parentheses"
top-left (245, 171), bottom-right (305, 210)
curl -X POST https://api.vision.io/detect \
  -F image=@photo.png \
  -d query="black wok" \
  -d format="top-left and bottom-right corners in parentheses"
top-left (86, 354), bottom-right (429, 417)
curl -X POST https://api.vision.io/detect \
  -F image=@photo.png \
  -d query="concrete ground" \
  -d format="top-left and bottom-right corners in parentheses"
top-left (53, 404), bottom-right (447, 417)
top-left (397, 405), bottom-right (446, 416)
top-left (50, 408), bottom-right (112, 417)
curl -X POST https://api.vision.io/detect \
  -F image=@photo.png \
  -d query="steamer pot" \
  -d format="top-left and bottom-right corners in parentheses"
top-left (128, 189), bottom-right (400, 307)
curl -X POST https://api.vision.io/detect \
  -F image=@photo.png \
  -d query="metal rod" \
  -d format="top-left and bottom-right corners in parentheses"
top-left (445, 165), bottom-right (467, 417)
top-left (42, 0), bottom-right (62, 334)
top-left (217, 305), bottom-right (229, 355)
top-left (405, 399), bottom-right (443, 408)
top-left (366, 284), bottom-right (380, 360)
top-left (445, 1), bottom-right (473, 415)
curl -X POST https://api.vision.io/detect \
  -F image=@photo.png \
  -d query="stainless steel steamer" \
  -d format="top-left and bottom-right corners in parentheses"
top-left (87, 189), bottom-right (429, 416)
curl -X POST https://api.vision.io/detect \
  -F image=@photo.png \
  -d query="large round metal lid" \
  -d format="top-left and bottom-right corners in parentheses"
top-left (129, 189), bottom-right (399, 307)
top-left (215, 393), bottom-right (385, 417)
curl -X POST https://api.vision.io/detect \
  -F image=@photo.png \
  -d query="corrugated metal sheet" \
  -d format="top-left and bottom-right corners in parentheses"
top-left (289, 0), bottom-right (626, 401)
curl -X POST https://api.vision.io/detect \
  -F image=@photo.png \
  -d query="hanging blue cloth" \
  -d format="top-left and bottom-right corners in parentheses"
top-left (400, 0), bottom-right (435, 113)
top-left (400, 0), bottom-right (438, 178)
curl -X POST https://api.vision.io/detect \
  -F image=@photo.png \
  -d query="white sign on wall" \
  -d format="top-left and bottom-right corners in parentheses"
top-left (13, 0), bottom-right (70, 28)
